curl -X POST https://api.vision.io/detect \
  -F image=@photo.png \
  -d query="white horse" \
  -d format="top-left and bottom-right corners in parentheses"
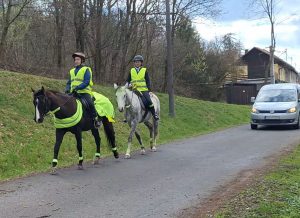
top-left (114, 84), bottom-right (160, 158)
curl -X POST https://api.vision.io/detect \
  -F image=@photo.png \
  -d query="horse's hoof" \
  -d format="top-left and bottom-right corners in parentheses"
top-left (93, 157), bottom-right (100, 165)
top-left (113, 151), bottom-right (119, 159)
top-left (125, 154), bottom-right (131, 159)
top-left (151, 146), bottom-right (157, 152)
top-left (77, 165), bottom-right (83, 170)
top-left (50, 167), bottom-right (57, 175)
top-left (140, 149), bottom-right (146, 155)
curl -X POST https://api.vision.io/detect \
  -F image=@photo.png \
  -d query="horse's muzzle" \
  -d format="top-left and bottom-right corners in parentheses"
top-left (34, 117), bottom-right (44, 123)
top-left (119, 107), bottom-right (124, 112)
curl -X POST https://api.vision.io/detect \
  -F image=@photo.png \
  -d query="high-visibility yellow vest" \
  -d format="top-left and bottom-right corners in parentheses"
top-left (70, 66), bottom-right (93, 95)
top-left (130, 67), bottom-right (148, 91)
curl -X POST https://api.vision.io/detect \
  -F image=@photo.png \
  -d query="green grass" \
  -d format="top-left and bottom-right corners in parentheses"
top-left (0, 71), bottom-right (249, 181)
top-left (216, 145), bottom-right (300, 218)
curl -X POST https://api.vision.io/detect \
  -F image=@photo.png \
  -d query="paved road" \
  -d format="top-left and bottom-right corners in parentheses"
top-left (1, 125), bottom-right (300, 218)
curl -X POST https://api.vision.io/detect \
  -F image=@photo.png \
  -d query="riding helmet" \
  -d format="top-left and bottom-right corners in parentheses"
top-left (133, 55), bottom-right (144, 62)
top-left (72, 52), bottom-right (86, 62)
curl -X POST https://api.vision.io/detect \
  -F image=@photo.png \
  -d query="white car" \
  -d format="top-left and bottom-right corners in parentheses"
top-left (251, 83), bottom-right (300, 130)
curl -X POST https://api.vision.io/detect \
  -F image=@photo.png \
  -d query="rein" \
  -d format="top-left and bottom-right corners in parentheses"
top-left (125, 89), bottom-right (134, 110)
top-left (36, 93), bottom-right (74, 117)
top-left (48, 95), bottom-right (74, 115)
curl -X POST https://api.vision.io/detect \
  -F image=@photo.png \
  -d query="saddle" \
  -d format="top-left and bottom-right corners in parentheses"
top-left (133, 90), bottom-right (146, 109)
top-left (71, 93), bottom-right (92, 113)
top-left (79, 97), bottom-right (91, 112)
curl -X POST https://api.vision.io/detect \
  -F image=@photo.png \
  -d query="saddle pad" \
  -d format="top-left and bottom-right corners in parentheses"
top-left (93, 92), bottom-right (115, 122)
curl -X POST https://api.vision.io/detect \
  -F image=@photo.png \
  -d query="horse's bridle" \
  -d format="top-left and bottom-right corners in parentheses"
top-left (125, 89), bottom-right (134, 110)
top-left (35, 94), bottom-right (51, 119)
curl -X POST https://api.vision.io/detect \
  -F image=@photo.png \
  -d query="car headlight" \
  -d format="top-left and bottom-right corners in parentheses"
top-left (288, 107), bottom-right (297, 113)
top-left (252, 108), bottom-right (258, 113)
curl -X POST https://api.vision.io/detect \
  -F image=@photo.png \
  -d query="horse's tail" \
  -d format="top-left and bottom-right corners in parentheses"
top-left (102, 116), bottom-right (116, 148)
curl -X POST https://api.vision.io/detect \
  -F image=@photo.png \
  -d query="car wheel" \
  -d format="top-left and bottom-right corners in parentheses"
top-left (251, 124), bottom-right (258, 130)
top-left (293, 117), bottom-right (300, 129)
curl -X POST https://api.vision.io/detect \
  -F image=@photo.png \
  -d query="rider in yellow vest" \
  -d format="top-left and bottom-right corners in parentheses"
top-left (65, 52), bottom-right (101, 128)
top-left (126, 55), bottom-right (159, 120)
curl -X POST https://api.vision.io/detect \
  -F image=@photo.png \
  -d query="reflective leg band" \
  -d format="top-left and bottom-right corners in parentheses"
top-left (95, 153), bottom-right (100, 157)
top-left (52, 159), bottom-right (58, 163)
top-left (112, 147), bottom-right (117, 151)
top-left (79, 156), bottom-right (83, 161)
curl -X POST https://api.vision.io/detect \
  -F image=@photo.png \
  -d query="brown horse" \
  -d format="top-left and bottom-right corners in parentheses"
top-left (32, 87), bottom-right (119, 174)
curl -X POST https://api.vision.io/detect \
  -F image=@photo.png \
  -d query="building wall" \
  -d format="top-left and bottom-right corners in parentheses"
top-left (243, 50), bottom-right (270, 79)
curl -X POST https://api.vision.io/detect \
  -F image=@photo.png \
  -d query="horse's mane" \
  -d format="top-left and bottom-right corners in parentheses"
top-left (47, 89), bottom-right (68, 97)
top-left (48, 89), bottom-right (62, 94)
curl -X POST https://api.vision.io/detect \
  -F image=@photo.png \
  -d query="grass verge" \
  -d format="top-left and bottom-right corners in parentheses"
top-left (216, 144), bottom-right (300, 218)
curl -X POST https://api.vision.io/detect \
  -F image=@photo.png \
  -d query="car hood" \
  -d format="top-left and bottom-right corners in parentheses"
top-left (253, 102), bottom-right (297, 110)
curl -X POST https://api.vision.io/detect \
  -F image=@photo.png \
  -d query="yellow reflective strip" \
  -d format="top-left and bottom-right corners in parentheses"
top-left (52, 159), bottom-right (58, 163)
top-left (79, 156), bottom-right (83, 161)
top-left (107, 117), bottom-right (115, 123)
top-left (132, 80), bottom-right (146, 82)
top-left (53, 100), bottom-right (83, 128)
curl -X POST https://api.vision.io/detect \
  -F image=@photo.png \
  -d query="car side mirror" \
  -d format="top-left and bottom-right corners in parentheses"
top-left (251, 97), bottom-right (256, 103)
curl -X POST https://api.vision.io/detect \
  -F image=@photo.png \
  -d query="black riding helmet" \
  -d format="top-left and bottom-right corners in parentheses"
top-left (133, 55), bottom-right (144, 62)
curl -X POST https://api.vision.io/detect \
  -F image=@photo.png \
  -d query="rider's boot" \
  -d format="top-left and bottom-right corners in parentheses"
top-left (90, 104), bottom-right (101, 128)
top-left (149, 106), bottom-right (159, 121)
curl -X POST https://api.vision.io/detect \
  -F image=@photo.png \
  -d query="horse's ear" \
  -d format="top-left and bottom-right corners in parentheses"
top-left (31, 88), bottom-right (35, 93)
top-left (41, 86), bottom-right (45, 93)
top-left (113, 83), bottom-right (118, 90)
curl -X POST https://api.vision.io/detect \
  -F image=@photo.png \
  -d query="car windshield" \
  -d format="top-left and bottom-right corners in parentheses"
top-left (256, 89), bottom-right (297, 102)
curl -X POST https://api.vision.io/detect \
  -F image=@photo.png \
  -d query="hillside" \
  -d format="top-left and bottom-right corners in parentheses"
top-left (0, 71), bottom-right (250, 180)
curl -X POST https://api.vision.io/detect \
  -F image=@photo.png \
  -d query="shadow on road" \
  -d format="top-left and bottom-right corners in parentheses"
top-left (255, 125), bottom-right (299, 131)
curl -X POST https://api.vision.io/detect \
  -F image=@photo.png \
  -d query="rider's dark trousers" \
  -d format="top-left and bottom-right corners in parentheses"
top-left (140, 91), bottom-right (156, 116)
top-left (77, 93), bottom-right (98, 118)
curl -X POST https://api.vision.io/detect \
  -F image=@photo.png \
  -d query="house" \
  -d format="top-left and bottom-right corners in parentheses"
top-left (225, 47), bottom-right (299, 105)
top-left (242, 47), bottom-right (299, 83)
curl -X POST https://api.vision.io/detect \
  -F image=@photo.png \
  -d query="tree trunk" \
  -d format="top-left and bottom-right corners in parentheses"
top-left (94, 0), bottom-right (104, 83)
top-left (0, 1), bottom-right (12, 61)
top-left (166, 0), bottom-right (175, 117)
top-left (73, 0), bottom-right (85, 52)
top-left (118, 1), bottom-right (132, 82)
top-left (54, 0), bottom-right (66, 76)
top-left (0, 26), bottom-right (9, 61)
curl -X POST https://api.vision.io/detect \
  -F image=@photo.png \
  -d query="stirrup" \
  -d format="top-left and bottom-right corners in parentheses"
top-left (94, 120), bottom-right (101, 128)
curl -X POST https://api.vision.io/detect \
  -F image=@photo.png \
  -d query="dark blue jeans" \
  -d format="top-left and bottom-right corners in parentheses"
top-left (140, 91), bottom-right (154, 108)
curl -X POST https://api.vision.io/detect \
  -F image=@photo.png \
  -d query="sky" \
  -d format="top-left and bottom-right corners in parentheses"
top-left (194, 0), bottom-right (300, 72)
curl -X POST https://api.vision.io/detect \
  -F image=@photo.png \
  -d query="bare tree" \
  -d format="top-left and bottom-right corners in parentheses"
top-left (0, 0), bottom-right (238, 102)
top-left (53, 0), bottom-right (67, 73)
top-left (0, 0), bottom-right (32, 61)
top-left (166, 0), bottom-right (175, 117)
top-left (73, 0), bottom-right (85, 52)
top-left (170, 0), bottom-right (221, 41)
top-left (250, 0), bottom-right (279, 84)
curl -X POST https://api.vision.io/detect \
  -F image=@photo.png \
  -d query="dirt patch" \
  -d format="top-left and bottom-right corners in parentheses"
top-left (177, 146), bottom-right (296, 218)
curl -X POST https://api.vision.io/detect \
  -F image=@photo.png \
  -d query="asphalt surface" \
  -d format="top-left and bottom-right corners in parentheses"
top-left (1, 125), bottom-right (300, 218)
